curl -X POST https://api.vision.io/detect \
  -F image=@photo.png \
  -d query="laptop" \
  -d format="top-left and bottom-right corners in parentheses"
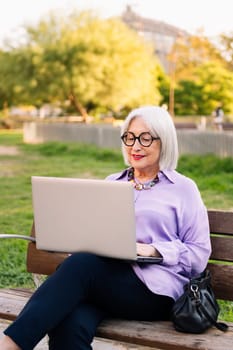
top-left (31, 176), bottom-right (163, 264)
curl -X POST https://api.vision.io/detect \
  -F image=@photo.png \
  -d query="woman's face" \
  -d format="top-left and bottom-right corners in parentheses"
top-left (124, 117), bottom-right (161, 174)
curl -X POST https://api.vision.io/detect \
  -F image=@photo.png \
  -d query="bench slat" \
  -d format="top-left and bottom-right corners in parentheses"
top-left (207, 264), bottom-right (233, 301)
top-left (210, 236), bottom-right (233, 261)
top-left (208, 210), bottom-right (233, 235)
top-left (97, 319), bottom-right (233, 350)
top-left (0, 289), bottom-right (32, 321)
top-left (0, 289), bottom-right (232, 350)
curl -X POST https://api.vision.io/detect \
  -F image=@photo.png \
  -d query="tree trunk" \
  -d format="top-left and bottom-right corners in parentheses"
top-left (68, 92), bottom-right (88, 123)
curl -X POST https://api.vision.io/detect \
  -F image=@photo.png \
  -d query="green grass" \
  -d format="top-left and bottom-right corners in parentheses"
top-left (178, 154), bottom-right (233, 210)
top-left (0, 130), bottom-right (233, 321)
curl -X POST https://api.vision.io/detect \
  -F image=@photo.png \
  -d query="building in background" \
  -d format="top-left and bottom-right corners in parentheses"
top-left (121, 5), bottom-right (188, 72)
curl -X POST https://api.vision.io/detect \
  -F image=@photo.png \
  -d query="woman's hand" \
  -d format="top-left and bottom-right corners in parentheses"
top-left (136, 243), bottom-right (161, 257)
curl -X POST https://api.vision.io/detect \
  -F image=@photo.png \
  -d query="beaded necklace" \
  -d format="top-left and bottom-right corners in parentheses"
top-left (127, 168), bottom-right (159, 191)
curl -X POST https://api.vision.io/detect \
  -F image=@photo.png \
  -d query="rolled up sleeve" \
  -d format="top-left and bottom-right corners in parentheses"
top-left (152, 183), bottom-right (211, 277)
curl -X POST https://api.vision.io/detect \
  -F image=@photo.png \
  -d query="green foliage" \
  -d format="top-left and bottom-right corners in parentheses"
top-left (178, 154), bottom-right (233, 175)
top-left (168, 33), bottom-right (233, 115)
top-left (1, 11), bottom-right (233, 116)
top-left (175, 80), bottom-right (202, 116)
top-left (220, 33), bottom-right (233, 71)
top-left (197, 62), bottom-right (233, 114)
top-left (177, 154), bottom-right (233, 209)
top-left (0, 240), bottom-right (34, 287)
top-left (0, 130), bottom-right (23, 145)
top-left (218, 299), bottom-right (233, 322)
top-left (22, 141), bottom-right (122, 162)
top-left (0, 11), bottom-right (162, 115)
top-left (175, 61), bottom-right (233, 115)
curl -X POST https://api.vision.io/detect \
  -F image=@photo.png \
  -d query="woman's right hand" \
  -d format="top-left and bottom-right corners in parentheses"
top-left (136, 243), bottom-right (161, 257)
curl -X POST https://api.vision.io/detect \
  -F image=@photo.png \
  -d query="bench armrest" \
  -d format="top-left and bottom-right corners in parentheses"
top-left (0, 234), bottom-right (36, 242)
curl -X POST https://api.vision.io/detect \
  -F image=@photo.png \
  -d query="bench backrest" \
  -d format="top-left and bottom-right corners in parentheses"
top-left (26, 209), bottom-right (233, 301)
top-left (207, 210), bottom-right (233, 300)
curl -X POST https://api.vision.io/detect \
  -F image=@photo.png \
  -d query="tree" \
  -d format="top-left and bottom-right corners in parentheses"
top-left (220, 32), bottom-right (233, 70)
top-left (0, 11), bottom-right (163, 118)
top-left (168, 33), bottom-right (226, 82)
top-left (166, 32), bottom-right (233, 115)
top-left (195, 61), bottom-right (233, 114)
top-left (175, 61), bottom-right (233, 115)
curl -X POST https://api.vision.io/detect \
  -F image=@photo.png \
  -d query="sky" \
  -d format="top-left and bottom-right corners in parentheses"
top-left (0, 0), bottom-right (233, 45)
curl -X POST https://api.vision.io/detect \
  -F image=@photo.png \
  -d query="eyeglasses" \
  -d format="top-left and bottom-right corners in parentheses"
top-left (121, 132), bottom-right (160, 147)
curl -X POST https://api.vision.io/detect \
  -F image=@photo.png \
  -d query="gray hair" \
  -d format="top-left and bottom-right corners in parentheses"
top-left (121, 106), bottom-right (179, 170)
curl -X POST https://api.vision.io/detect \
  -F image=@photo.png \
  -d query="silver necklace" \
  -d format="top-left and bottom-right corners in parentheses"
top-left (128, 168), bottom-right (159, 191)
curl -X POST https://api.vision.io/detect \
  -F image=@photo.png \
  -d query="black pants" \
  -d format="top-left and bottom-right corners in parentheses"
top-left (4, 252), bottom-right (174, 350)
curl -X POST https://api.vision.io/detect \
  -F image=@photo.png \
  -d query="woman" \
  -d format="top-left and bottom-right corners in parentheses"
top-left (0, 106), bottom-right (211, 350)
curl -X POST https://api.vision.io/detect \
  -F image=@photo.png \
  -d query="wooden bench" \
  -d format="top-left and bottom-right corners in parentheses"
top-left (0, 209), bottom-right (233, 350)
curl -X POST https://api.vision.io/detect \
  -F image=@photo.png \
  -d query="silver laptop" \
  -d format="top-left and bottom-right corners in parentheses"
top-left (31, 176), bottom-right (162, 264)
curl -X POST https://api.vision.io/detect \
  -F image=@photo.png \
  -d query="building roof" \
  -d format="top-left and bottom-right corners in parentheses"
top-left (121, 5), bottom-right (188, 38)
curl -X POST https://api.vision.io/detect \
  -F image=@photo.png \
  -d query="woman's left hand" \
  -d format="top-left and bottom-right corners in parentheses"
top-left (136, 243), bottom-right (160, 257)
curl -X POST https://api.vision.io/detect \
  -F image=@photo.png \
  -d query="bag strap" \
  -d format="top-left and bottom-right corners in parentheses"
top-left (190, 270), bottom-right (228, 332)
top-left (197, 300), bottom-right (228, 332)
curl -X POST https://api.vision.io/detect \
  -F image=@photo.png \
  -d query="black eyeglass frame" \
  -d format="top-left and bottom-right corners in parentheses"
top-left (121, 131), bottom-right (160, 147)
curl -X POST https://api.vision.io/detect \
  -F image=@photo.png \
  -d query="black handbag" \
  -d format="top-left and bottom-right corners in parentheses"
top-left (171, 269), bottom-right (228, 333)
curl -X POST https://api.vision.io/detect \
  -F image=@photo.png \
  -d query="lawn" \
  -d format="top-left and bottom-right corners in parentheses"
top-left (0, 130), bottom-right (233, 321)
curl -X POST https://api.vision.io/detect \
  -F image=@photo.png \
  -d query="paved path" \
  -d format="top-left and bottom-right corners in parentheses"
top-left (0, 146), bottom-right (20, 155)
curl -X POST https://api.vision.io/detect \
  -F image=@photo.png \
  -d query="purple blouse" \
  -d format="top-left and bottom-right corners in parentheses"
top-left (106, 169), bottom-right (211, 301)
